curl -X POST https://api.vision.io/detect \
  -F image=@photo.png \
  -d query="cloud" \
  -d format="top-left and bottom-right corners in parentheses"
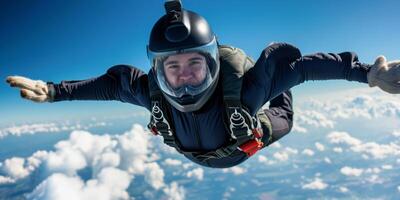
top-left (327, 131), bottom-right (362, 146)
top-left (186, 168), bottom-right (204, 181)
top-left (324, 157), bottom-right (332, 164)
top-left (273, 147), bottom-right (298, 162)
top-left (328, 131), bottom-right (400, 159)
top-left (339, 186), bottom-right (349, 193)
top-left (340, 166), bottom-right (363, 177)
top-left (365, 168), bottom-right (381, 174)
top-left (0, 175), bottom-right (15, 184)
top-left (302, 178), bottom-right (328, 190)
top-left (163, 158), bottom-right (182, 166)
top-left (144, 162), bottom-right (165, 190)
top-left (350, 142), bottom-right (400, 159)
top-left (381, 165), bottom-right (393, 170)
top-left (222, 166), bottom-right (246, 175)
top-left (392, 130), bottom-right (400, 137)
top-left (26, 168), bottom-right (131, 200)
top-left (162, 181), bottom-right (185, 200)
top-left (304, 93), bottom-right (400, 120)
top-left (302, 149), bottom-right (314, 156)
top-left (333, 147), bottom-right (343, 153)
top-left (1, 157), bottom-right (31, 180)
top-left (0, 124), bottom-right (185, 199)
top-left (293, 109), bottom-right (335, 131)
top-left (315, 142), bottom-right (325, 151)
top-left (0, 121), bottom-right (109, 140)
top-left (257, 155), bottom-right (276, 165)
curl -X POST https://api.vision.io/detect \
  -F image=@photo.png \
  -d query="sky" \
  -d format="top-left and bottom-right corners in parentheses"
top-left (1, 0), bottom-right (400, 126)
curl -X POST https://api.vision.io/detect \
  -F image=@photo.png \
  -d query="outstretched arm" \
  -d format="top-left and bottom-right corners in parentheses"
top-left (243, 43), bottom-right (399, 113)
top-left (6, 65), bottom-right (151, 110)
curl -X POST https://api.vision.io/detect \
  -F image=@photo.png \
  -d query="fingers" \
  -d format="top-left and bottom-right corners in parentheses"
top-left (6, 76), bottom-right (37, 90)
top-left (20, 89), bottom-right (48, 102)
top-left (6, 75), bottom-right (48, 95)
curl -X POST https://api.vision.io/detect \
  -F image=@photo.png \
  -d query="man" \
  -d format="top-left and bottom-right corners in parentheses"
top-left (5, 1), bottom-right (400, 168)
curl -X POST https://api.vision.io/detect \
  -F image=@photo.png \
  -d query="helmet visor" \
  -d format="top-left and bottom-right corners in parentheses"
top-left (148, 37), bottom-right (219, 98)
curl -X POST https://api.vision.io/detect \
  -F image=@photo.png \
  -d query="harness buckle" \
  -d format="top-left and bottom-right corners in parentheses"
top-left (239, 139), bottom-right (264, 157)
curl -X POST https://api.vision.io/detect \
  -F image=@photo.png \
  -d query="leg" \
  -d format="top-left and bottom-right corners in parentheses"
top-left (261, 89), bottom-right (293, 146)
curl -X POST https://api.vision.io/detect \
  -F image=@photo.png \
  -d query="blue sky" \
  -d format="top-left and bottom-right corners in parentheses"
top-left (1, 0), bottom-right (399, 125)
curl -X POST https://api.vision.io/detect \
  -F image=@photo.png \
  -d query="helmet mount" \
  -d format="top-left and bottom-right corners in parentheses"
top-left (164, 0), bottom-right (190, 43)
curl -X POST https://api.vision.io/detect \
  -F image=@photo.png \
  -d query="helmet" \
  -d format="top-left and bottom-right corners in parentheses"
top-left (147, 0), bottom-right (219, 112)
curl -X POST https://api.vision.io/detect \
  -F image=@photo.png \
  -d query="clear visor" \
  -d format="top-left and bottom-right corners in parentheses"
top-left (148, 38), bottom-right (219, 98)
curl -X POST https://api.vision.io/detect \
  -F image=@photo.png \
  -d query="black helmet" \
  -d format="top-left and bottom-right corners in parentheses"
top-left (147, 0), bottom-right (219, 112)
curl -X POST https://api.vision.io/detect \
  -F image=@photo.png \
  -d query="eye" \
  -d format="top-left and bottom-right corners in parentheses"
top-left (168, 65), bottom-right (179, 69)
top-left (189, 61), bottom-right (201, 65)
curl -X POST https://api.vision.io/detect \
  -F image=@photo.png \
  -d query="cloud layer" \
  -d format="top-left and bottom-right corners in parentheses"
top-left (0, 125), bottom-right (186, 200)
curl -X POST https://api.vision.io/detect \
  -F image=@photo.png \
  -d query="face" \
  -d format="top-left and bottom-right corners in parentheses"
top-left (163, 52), bottom-right (208, 89)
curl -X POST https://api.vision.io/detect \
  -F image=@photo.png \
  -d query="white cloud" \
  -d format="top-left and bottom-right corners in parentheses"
top-left (392, 130), bottom-right (400, 137)
top-left (315, 142), bottom-right (325, 151)
top-left (1, 157), bottom-right (31, 180)
top-left (339, 186), bottom-right (349, 193)
top-left (270, 142), bottom-right (281, 148)
top-left (304, 93), bottom-right (400, 120)
top-left (257, 155), bottom-right (275, 165)
top-left (1, 124), bottom-right (185, 199)
top-left (294, 110), bottom-right (335, 129)
top-left (0, 121), bottom-right (109, 140)
top-left (324, 157), bottom-right (332, 164)
top-left (365, 174), bottom-right (384, 184)
top-left (182, 163), bottom-right (194, 170)
top-left (144, 162), bottom-right (165, 190)
top-left (340, 166), bottom-right (363, 177)
top-left (27, 168), bottom-right (132, 200)
top-left (273, 147), bottom-right (298, 162)
top-left (327, 132), bottom-right (400, 159)
top-left (0, 175), bottom-right (15, 184)
top-left (27, 173), bottom-right (85, 200)
top-left (163, 158), bottom-right (182, 166)
top-left (292, 123), bottom-right (308, 133)
top-left (327, 131), bottom-right (361, 146)
top-left (186, 168), bottom-right (204, 181)
top-left (302, 178), bottom-right (328, 190)
top-left (222, 166), bottom-right (246, 175)
top-left (398, 186), bottom-right (400, 192)
top-left (333, 147), bottom-right (343, 153)
top-left (162, 181), bottom-right (185, 200)
top-left (273, 152), bottom-right (289, 161)
top-left (350, 142), bottom-right (400, 159)
top-left (302, 149), bottom-right (314, 156)
top-left (365, 168), bottom-right (381, 174)
top-left (381, 165), bottom-right (393, 170)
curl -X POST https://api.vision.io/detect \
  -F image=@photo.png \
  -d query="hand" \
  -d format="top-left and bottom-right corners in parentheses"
top-left (5, 76), bottom-right (53, 102)
top-left (367, 56), bottom-right (400, 94)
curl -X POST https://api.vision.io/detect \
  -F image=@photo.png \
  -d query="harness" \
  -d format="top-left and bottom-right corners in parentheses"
top-left (147, 45), bottom-right (273, 163)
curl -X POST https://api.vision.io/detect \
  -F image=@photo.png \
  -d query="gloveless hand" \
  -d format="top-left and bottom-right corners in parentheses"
top-left (367, 56), bottom-right (400, 94)
top-left (5, 76), bottom-right (53, 102)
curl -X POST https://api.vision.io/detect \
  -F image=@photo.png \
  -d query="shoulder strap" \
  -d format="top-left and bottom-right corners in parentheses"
top-left (218, 45), bottom-right (260, 145)
top-left (147, 69), bottom-right (184, 153)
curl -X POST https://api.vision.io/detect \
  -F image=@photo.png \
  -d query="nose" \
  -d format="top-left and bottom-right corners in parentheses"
top-left (179, 66), bottom-right (193, 80)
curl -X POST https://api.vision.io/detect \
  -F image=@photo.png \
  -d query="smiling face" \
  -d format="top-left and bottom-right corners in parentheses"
top-left (163, 52), bottom-right (208, 89)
